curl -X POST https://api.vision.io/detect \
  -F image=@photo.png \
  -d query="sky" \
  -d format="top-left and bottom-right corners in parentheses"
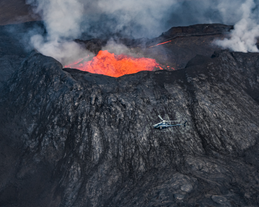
top-left (24, 0), bottom-right (259, 64)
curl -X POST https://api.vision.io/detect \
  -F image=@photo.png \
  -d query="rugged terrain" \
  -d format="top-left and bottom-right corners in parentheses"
top-left (77, 24), bottom-right (234, 69)
top-left (0, 22), bottom-right (259, 207)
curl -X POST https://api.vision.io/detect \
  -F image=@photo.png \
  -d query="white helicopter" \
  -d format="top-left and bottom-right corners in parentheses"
top-left (153, 115), bottom-right (187, 130)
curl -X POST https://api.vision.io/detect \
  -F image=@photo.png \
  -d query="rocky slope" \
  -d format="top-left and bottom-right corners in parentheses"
top-left (0, 48), bottom-right (259, 206)
top-left (1, 22), bottom-right (259, 207)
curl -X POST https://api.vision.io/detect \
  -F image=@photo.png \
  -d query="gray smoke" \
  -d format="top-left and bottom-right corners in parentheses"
top-left (26, 0), bottom-right (259, 65)
top-left (25, 0), bottom-right (182, 64)
top-left (215, 0), bottom-right (259, 52)
top-left (80, 0), bottom-right (179, 39)
top-left (26, 0), bottom-right (94, 65)
top-left (79, 0), bottom-right (259, 39)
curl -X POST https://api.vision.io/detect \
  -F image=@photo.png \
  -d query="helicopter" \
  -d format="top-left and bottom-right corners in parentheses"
top-left (153, 115), bottom-right (187, 130)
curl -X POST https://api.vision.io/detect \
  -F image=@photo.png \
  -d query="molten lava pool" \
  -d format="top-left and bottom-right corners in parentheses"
top-left (65, 50), bottom-right (163, 77)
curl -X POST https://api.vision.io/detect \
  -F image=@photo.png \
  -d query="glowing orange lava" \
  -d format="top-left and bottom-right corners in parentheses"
top-left (65, 50), bottom-right (163, 77)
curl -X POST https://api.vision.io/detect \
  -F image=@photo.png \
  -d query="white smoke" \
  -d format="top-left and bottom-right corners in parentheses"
top-left (26, 0), bottom-right (93, 65)
top-left (26, 0), bottom-right (259, 65)
top-left (215, 0), bottom-right (259, 52)
top-left (26, 0), bottom-right (181, 64)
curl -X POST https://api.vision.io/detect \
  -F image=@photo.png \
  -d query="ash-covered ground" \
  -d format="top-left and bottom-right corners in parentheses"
top-left (0, 22), bottom-right (259, 207)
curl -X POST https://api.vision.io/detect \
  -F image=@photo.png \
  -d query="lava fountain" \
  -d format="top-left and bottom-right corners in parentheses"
top-left (65, 50), bottom-right (163, 77)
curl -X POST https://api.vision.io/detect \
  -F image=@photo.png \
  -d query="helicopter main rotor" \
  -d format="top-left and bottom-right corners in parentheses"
top-left (158, 115), bottom-right (178, 123)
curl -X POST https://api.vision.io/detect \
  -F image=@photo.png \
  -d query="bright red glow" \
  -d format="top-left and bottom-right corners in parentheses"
top-left (65, 50), bottom-right (163, 77)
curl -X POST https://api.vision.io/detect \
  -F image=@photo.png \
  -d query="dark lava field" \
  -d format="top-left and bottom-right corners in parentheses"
top-left (0, 20), bottom-right (259, 207)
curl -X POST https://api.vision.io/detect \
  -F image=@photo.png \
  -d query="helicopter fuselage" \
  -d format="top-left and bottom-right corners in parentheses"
top-left (153, 118), bottom-right (187, 130)
top-left (153, 121), bottom-right (182, 129)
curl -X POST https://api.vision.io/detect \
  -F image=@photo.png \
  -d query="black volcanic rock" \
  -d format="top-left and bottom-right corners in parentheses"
top-left (160, 24), bottom-right (233, 38)
top-left (144, 24), bottom-right (234, 69)
top-left (0, 49), bottom-right (259, 207)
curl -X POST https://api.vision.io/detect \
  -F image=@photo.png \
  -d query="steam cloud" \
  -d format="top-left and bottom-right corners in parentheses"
top-left (26, 0), bottom-right (182, 65)
top-left (26, 0), bottom-right (93, 65)
top-left (215, 0), bottom-right (259, 52)
top-left (26, 0), bottom-right (259, 65)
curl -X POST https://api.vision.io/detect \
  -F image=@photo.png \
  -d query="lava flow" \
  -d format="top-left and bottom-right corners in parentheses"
top-left (65, 50), bottom-right (163, 77)
top-left (149, 39), bottom-right (173, 48)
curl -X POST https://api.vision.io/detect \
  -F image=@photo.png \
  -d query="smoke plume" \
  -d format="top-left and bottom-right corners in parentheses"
top-left (25, 0), bottom-right (259, 65)
top-left (215, 0), bottom-right (259, 52)
top-left (26, 0), bottom-right (182, 64)
top-left (26, 0), bottom-right (93, 65)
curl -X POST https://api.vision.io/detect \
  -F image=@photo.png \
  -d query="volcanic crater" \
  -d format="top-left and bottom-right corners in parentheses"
top-left (0, 21), bottom-right (259, 207)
